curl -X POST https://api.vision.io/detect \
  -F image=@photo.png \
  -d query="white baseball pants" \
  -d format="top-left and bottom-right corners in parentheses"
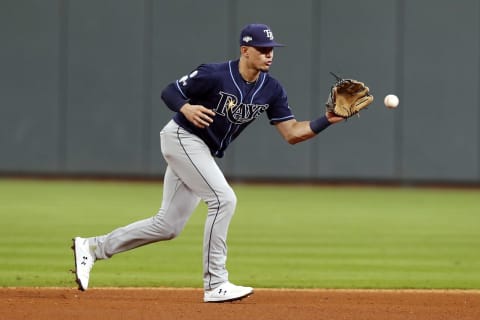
top-left (89, 120), bottom-right (236, 290)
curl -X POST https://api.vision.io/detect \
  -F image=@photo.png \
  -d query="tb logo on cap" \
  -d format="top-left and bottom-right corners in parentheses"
top-left (263, 29), bottom-right (274, 40)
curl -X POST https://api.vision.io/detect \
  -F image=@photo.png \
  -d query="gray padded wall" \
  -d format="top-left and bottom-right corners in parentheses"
top-left (402, 0), bottom-right (480, 182)
top-left (65, 0), bottom-right (146, 174)
top-left (1, 0), bottom-right (480, 183)
top-left (0, 0), bottom-right (61, 172)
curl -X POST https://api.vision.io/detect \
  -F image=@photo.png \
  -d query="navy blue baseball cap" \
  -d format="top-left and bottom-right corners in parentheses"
top-left (239, 24), bottom-right (285, 47)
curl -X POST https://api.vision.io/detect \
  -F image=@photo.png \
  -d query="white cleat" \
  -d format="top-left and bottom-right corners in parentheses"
top-left (72, 237), bottom-right (95, 291)
top-left (204, 281), bottom-right (254, 303)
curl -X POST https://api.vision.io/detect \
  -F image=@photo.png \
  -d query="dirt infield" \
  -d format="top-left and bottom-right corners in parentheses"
top-left (1, 288), bottom-right (479, 320)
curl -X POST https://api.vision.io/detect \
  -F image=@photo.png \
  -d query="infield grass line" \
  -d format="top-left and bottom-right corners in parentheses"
top-left (1, 178), bottom-right (479, 289)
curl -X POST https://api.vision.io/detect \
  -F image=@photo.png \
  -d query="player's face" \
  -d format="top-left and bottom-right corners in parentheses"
top-left (246, 46), bottom-right (274, 72)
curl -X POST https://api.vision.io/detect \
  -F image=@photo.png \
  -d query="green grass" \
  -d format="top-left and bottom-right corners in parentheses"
top-left (1, 178), bottom-right (479, 289)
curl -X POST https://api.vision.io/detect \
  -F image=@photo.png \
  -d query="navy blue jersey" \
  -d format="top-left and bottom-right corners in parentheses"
top-left (161, 59), bottom-right (295, 157)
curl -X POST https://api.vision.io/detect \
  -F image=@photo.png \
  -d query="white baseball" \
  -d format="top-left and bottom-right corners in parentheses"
top-left (384, 94), bottom-right (399, 108)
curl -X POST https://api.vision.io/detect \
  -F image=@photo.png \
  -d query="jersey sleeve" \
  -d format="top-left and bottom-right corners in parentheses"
top-left (266, 83), bottom-right (295, 125)
top-left (161, 82), bottom-right (188, 112)
top-left (161, 64), bottom-right (217, 112)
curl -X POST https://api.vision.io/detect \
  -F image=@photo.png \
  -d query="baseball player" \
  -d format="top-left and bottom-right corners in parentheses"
top-left (72, 23), bottom-right (346, 303)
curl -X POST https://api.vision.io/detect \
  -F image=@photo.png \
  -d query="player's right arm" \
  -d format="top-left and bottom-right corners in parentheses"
top-left (161, 64), bottom-right (216, 128)
top-left (161, 82), bottom-right (214, 128)
top-left (178, 103), bottom-right (215, 128)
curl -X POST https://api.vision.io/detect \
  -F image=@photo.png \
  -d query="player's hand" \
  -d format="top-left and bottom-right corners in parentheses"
top-left (325, 111), bottom-right (345, 124)
top-left (180, 103), bottom-right (215, 128)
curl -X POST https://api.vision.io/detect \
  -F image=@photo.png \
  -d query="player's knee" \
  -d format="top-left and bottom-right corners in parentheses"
top-left (219, 188), bottom-right (237, 213)
top-left (162, 225), bottom-right (183, 240)
top-left (151, 216), bottom-right (183, 240)
top-left (164, 230), bottom-right (179, 240)
top-left (205, 188), bottom-right (236, 215)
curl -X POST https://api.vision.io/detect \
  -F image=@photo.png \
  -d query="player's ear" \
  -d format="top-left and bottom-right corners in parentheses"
top-left (240, 46), bottom-right (249, 56)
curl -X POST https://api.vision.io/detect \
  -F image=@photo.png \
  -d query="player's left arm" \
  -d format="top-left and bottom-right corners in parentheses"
top-left (275, 112), bottom-right (344, 145)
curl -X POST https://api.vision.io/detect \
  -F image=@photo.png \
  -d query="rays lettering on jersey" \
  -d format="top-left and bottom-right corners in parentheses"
top-left (215, 92), bottom-right (268, 125)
